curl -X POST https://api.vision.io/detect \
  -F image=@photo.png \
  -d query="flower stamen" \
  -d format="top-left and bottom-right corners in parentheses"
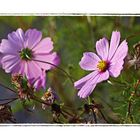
top-left (19, 48), bottom-right (33, 61)
top-left (97, 60), bottom-right (108, 72)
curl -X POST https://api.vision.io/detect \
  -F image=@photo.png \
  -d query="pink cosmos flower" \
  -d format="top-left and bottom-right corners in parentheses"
top-left (0, 28), bottom-right (60, 89)
top-left (74, 31), bottom-right (128, 98)
top-left (33, 70), bottom-right (46, 90)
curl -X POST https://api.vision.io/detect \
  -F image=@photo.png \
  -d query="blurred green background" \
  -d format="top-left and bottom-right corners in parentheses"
top-left (0, 16), bottom-right (140, 123)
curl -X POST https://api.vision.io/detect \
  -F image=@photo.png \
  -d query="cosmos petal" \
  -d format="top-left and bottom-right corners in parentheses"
top-left (0, 39), bottom-right (20, 54)
top-left (79, 52), bottom-right (101, 71)
top-left (18, 61), bottom-right (26, 74)
top-left (25, 61), bottom-right (43, 80)
top-left (33, 37), bottom-right (54, 54)
top-left (16, 28), bottom-right (25, 44)
top-left (77, 70), bottom-right (109, 98)
top-left (33, 70), bottom-right (46, 90)
top-left (108, 40), bottom-right (128, 78)
top-left (1, 55), bottom-right (20, 73)
top-left (96, 37), bottom-right (109, 60)
top-left (97, 70), bottom-right (110, 83)
top-left (77, 72), bottom-right (100, 98)
top-left (74, 71), bottom-right (98, 89)
top-left (78, 83), bottom-right (97, 98)
top-left (25, 29), bottom-right (42, 49)
top-left (8, 28), bottom-right (25, 48)
top-left (34, 52), bottom-right (60, 70)
top-left (108, 31), bottom-right (120, 60)
top-left (109, 60), bottom-right (124, 78)
top-left (110, 40), bottom-right (128, 63)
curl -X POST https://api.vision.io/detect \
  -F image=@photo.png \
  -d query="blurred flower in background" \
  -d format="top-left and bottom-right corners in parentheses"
top-left (0, 28), bottom-right (60, 90)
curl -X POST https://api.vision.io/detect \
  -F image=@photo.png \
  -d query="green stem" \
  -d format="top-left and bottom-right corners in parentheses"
top-left (32, 59), bottom-right (74, 84)
top-left (30, 95), bottom-right (50, 106)
top-left (125, 96), bottom-right (133, 123)
top-left (88, 96), bottom-right (92, 104)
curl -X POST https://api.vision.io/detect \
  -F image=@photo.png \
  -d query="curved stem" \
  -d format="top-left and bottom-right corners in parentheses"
top-left (0, 82), bottom-right (17, 94)
top-left (98, 109), bottom-right (109, 123)
top-left (126, 31), bottom-right (140, 40)
top-left (32, 59), bottom-right (74, 84)
top-left (0, 82), bottom-right (18, 105)
top-left (0, 97), bottom-right (18, 106)
top-left (61, 109), bottom-right (74, 118)
top-left (30, 95), bottom-right (50, 106)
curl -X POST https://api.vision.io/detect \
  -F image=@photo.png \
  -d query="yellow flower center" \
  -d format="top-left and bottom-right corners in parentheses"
top-left (97, 60), bottom-right (108, 72)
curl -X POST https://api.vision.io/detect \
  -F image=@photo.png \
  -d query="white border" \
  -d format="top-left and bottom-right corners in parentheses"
top-left (0, 0), bottom-right (139, 14)
top-left (0, 125), bottom-right (140, 140)
top-left (0, 0), bottom-right (140, 139)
